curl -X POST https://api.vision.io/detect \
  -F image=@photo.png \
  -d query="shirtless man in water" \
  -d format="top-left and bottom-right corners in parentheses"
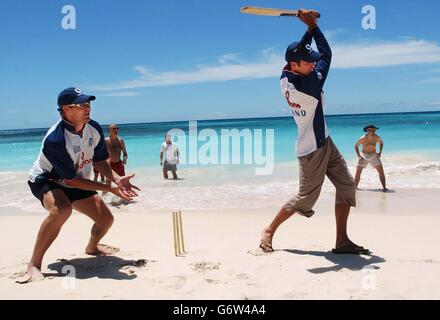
top-left (106, 124), bottom-right (128, 181)
top-left (354, 125), bottom-right (388, 192)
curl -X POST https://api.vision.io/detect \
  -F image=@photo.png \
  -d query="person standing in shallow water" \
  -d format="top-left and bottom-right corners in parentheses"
top-left (104, 124), bottom-right (129, 201)
top-left (25, 87), bottom-right (140, 282)
top-left (160, 135), bottom-right (179, 180)
top-left (354, 125), bottom-right (388, 192)
top-left (259, 10), bottom-right (369, 255)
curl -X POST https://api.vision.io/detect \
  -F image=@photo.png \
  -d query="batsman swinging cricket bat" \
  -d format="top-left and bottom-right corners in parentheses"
top-left (240, 6), bottom-right (321, 18)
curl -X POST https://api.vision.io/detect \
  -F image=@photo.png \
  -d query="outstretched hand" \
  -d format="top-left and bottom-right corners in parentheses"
top-left (110, 186), bottom-right (136, 202)
top-left (116, 174), bottom-right (141, 195)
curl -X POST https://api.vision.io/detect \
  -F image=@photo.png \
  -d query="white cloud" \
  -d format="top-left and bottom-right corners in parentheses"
top-left (90, 38), bottom-right (440, 92)
top-left (218, 53), bottom-right (241, 64)
top-left (332, 39), bottom-right (440, 69)
top-left (90, 50), bottom-right (281, 91)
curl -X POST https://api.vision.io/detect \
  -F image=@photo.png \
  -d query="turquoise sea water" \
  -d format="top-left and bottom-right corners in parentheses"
top-left (0, 112), bottom-right (439, 213)
top-left (0, 111), bottom-right (439, 171)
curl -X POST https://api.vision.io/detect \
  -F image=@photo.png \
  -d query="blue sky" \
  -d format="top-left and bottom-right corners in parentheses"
top-left (1, 0), bottom-right (440, 129)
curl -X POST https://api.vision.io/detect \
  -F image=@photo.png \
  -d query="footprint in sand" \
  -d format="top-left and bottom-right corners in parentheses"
top-left (236, 273), bottom-right (250, 280)
top-left (190, 262), bottom-right (221, 272)
top-left (205, 278), bottom-right (227, 285)
top-left (157, 275), bottom-right (187, 290)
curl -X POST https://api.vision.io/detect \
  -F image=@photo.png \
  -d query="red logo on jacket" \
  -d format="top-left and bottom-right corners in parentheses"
top-left (285, 91), bottom-right (302, 109)
top-left (79, 152), bottom-right (93, 169)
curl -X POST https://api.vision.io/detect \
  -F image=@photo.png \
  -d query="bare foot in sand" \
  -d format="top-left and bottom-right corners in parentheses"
top-left (259, 228), bottom-right (274, 253)
top-left (85, 244), bottom-right (120, 256)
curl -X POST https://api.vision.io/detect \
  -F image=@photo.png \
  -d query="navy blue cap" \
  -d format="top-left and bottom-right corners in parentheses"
top-left (57, 87), bottom-right (96, 110)
top-left (285, 41), bottom-right (321, 63)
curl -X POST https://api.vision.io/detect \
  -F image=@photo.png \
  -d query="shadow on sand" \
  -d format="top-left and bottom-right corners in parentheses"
top-left (46, 256), bottom-right (148, 280)
top-left (358, 188), bottom-right (396, 193)
top-left (284, 249), bottom-right (386, 274)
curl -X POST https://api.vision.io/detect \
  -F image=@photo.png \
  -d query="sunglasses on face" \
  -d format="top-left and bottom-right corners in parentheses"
top-left (66, 101), bottom-right (91, 109)
top-left (111, 127), bottom-right (119, 130)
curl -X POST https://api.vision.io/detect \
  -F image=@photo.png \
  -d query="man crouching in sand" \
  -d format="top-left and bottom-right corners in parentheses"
top-left (25, 87), bottom-right (140, 282)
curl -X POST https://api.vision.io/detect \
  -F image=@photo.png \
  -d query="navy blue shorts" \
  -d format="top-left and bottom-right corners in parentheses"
top-left (28, 180), bottom-right (97, 207)
top-left (163, 160), bottom-right (177, 172)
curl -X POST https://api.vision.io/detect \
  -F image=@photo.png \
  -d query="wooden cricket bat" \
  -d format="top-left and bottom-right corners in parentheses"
top-left (240, 6), bottom-right (320, 18)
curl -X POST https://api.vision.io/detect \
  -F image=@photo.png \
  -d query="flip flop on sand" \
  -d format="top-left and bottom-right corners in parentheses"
top-left (259, 238), bottom-right (274, 253)
top-left (332, 245), bottom-right (370, 255)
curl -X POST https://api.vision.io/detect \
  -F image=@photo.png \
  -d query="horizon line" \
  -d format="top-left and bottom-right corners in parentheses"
top-left (1, 109), bottom-right (439, 132)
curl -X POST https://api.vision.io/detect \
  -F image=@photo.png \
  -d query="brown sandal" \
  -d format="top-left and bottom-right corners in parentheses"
top-left (332, 245), bottom-right (370, 255)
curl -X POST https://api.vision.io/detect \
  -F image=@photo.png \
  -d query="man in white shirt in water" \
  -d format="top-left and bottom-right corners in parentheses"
top-left (160, 135), bottom-right (180, 179)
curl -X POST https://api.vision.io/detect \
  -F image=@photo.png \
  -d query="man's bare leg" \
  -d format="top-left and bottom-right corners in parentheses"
top-left (260, 207), bottom-right (295, 252)
top-left (334, 199), bottom-right (366, 251)
top-left (27, 190), bottom-right (73, 280)
top-left (163, 170), bottom-right (169, 179)
top-left (72, 195), bottom-right (115, 256)
top-left (335, 202), bottom-right (352, 248)
top-left (375, 165), bottom-right (388, 191)
top-left (172, 170), bottom-right (178, 180)
top-left (354, 166), bottom-right (363, 189)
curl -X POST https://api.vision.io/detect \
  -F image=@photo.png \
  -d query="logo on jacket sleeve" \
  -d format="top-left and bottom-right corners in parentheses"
top-left (88, 138), bottom-right (94, 146)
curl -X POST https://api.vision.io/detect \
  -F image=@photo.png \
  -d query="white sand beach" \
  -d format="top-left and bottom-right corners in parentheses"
top-left (0, 188), bottom-right (439, 300)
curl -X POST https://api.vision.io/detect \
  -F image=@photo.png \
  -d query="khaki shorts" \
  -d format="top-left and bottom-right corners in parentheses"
top-left (357, 153), bottom-right (382, 168)
top-left (284, 137), bottom-right (356, 218)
